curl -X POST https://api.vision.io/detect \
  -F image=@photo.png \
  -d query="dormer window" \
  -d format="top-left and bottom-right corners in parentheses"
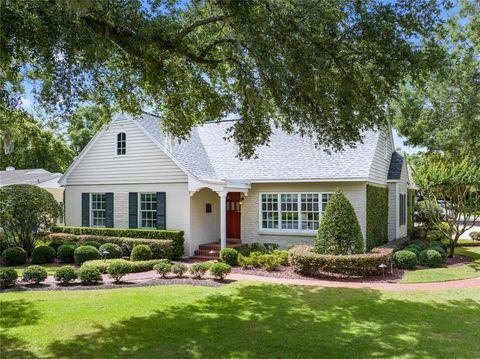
top-left (117, 132), bottom-right (126, 155)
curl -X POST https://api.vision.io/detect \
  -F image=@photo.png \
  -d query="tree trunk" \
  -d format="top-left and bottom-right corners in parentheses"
top-left (448, 240), bottom-right (455, 258)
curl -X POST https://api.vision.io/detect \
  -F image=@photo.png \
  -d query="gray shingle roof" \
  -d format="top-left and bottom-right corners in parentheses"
top-left (0, 169), bottom-right (62, 186)
top-left (135, 114), bottom-right (381, 182)
top-left (387, 152), bottom-right (404, 180)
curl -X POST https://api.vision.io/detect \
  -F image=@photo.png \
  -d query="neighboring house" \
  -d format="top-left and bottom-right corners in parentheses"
top-left (0, 167), bottom-right (65, 223)
top-left (60, 113), bottom-right (414, 257)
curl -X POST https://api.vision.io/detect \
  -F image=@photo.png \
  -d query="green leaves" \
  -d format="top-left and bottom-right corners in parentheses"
top-left (1, 0), bottom-right (448, 157)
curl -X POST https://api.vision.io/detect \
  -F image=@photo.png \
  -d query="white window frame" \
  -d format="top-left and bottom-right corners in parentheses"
top-left (399, 192), bottom-right (407, 227)
top-left (90, 193), bottom-right (106, 228)
top-left (116, 132), bottom-right (127, 156)
top-left (138, 193), bottom-right (157, 229)
top-left (258, 192), bottom-right (332, 235)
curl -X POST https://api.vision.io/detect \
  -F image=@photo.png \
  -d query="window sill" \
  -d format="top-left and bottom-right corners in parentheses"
top-left (258, 230), bottom-right (317, 237)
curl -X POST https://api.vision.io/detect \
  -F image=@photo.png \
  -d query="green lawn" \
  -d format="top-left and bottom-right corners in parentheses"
top-left (401, 247), bottom-right (480, 284)
top-left (1, 282), bottom-right (479, 358)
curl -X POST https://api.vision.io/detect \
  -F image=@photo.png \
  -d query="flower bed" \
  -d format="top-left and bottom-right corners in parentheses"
top-left (288, 245), bottom-right (393, 277)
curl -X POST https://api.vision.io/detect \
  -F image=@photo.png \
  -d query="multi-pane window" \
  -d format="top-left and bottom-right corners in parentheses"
top-left (117, 132), bottom-right (126, 155)
top-left (91, 193), bottom-right (106, 227)
top-left (399, 193), bottom-right (407, 226)
top-left (261, 192), bottom-right (331, 232)
top-left (140, 193), bottom-right (157, 228)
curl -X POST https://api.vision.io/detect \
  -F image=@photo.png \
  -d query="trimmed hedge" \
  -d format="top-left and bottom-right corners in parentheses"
top-left (98, 243), bottom-right (123, 259)
top-left (366, 185), bottom-right (389, 250)
top-left (82, 259), bottom-right (167, 274)
top-left (31, 245), bottom-right (56, 264)
top-left (289, 245), bottom-right (392, 277)
top-left (57, 244), bottom-right (77, 263)
top-left (407, 189), bottom-right (416, 236)
top-left (74, 245), bottom-right (100, 264)
top-left (393, 250), bottom-right (417, 269)
top-left (46, 233), bottom-right (173, 260)
top-left (419, 249), bottom-right (443, 268)
top-left (52, 226), bottom-right (184, 259)
top-left (1, 247), bottom-right (27, 266)
top-left (131, 245), bottom-right (153, 261)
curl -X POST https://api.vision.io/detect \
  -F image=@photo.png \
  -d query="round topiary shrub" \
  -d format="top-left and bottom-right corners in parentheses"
top-left (78, 265), bottom-right (102, 284)
top-left (419, 249), bottom-right (443, 268)
top-left (153, 261), bottom-right (172, 278)
top-left (0, 268), bottom-right (18, 288)
top-left (48, 239), bottom-right (65, 253)
top-left (1, 247), bottom-right (27, 266)
top-left (189, 262), bottom-right (211, 279)
top-left (99, 243), bottom-right (123, 259)
top-left (220, 248), bottom-right (238, 266)
top-left (209, 262), bottom-right (231, 280)
top-left (404, 245), bottom-right (421, 258)
top-left (130, 245), bottom-right (153, 261)
top-left (393, 250), bottom-right (417, 269)
top-left (107, 261), bottom-right (132, 282)
top-left (57, 244), bottom-right (77, 263)
top-left (409, 240), bottom-right (426, 250)
top-left (430, 241), bottom-right (448, 251)
top-left (54, 266), bottom-right (78, 284)
top-left (428, 245), bottom-right (447, 259)
top-left (82, 241), bottom-right (101, 249)
top-left (32, 245), bottom-right (56, 264)
top-left (74, 245), bottom-right (100, 265)
top-left (172, 263), bottom-right (188, 278)
top-left (314, 190), bottom-right (364, 255)
top-left (23, 265), bottom-right (48, 284)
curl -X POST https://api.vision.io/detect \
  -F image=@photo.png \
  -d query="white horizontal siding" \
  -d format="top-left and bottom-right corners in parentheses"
top-left (66, 120), bottom-right (187, 185)
top-left (368, 129), bottom-right (394, 185)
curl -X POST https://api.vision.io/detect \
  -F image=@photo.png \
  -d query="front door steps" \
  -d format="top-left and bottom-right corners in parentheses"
top-left (191, 238), bottom-right (245, 260)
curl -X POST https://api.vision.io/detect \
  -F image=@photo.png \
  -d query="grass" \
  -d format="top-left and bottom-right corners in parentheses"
top-left (401, 247), bottom-right (480, 283)
top-left (1, 282), bottom-right (480, 358)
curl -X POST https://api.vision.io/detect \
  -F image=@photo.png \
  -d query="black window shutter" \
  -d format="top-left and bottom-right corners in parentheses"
top-left (105, 192), bottom-right (114, 228)
top-left (156, 192), bottom-right (166, 230)
top-left (129, 192), bottom-right (138, 228)
top-left (81, 193), bottom-right (90, 227)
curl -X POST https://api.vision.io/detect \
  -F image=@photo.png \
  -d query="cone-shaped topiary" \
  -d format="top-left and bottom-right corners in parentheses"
top-left (314, 190), bottom-right (364, 255)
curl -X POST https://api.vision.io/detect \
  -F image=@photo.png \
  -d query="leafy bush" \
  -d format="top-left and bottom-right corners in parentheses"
top-left (403, 245), bottom-right (421, 258)
top-left (47, 233), bottom-right (173, 259)
top-left (23, 265), bottom-right (48, 284)
top-left (56, 244), bottom-right (77, 263)
top-left (78, 265), bottom-right (102, 284)
top-left (258, 254), bottom-right (281, 271)
top-left (272, 250), bottom-right (289, 265)
top-left (393, 250), bottom-right (418, 269)
top-left (415, 200), bottom-right (442, 237)
top-left (189, 262), bottom-right (211, 279)
top-left (172, 263), bottom-right (188, 278)
top-left (419, 249), bottom-right (443, 268)
top-left (366, 185), bottom-right (389, 250)
top-left (107, 261), bottom-right (132, 282)
top-left (53, 266), bottom-right (78, 284)
top-left (220, 248), bottom-right (238, 266)
top-left (409, 240), bottom-right (426, 250)
top-left (1, 247), bottom-right (27, 265)
top-left (428, 245), bottom-right (447, 258)
top-left (74, 245), bottom-right (100, 264)
top-left (469, 232), bottom-right (480, 241)
top-left (210, 262), bottom-right (231, 280)
top-left (48, 239), bottom-right (65, 253)
top-left (153, 261), bottom-right (172, 278)
top-left (0, 234), bottom-right (13, 256)
top-left (250, 242), bottom-right (279, 253)
top-left (82, 241), bottom-right (101, 249)
top-left (238, 254), bottom-right (250, 269)
top-left (0, 184), bottom-right (61, 255)
top-left (427, 230), bottom-right (448, 242)
top-left (289, 245), bottom-right (392, 277)
top-left (98, 243), bottom-right (123, 259)
top-left (53, 226), bottom-right (184, 259)
top-left (0, 268), bottom-right (18, 288)
top-left (31, 245), bottom-right (56, 264)
top-left (83, 259), bottom-right (167, 274)
top-left (430, 241), bottom-right (447, 251)
top-left (131, 244), bottom-right (153, 261)
top-left (314, 190), bottom-right (364, 255)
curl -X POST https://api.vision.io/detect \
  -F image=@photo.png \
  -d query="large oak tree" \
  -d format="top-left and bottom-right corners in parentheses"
top-left (1, 0), bottom-right (448, 157)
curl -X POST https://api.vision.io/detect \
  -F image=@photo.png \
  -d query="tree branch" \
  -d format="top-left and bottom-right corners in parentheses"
top-left (179, 15), bottom-right (226, 39)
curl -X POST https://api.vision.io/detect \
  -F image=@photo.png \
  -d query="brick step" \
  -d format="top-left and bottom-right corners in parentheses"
top-left (194, 249), bottom-right (220, 257)
top-left (198, 242), bottom-right (246, 251)
top-left (189, 256), bottom-right (219, 261)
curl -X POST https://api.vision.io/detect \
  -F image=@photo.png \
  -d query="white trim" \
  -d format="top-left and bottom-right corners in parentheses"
top-left (258, 191), bottom-right (332, 234)
top-left (250, 178), bottom-right (368, 183)
top-left (137, 192), bottom-right (157, 229)
top-left (395, 182), bottom-right (399, 239)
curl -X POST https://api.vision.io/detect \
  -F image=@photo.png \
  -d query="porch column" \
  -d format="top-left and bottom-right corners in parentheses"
top-left (218, 191), bottom-right (227, 250)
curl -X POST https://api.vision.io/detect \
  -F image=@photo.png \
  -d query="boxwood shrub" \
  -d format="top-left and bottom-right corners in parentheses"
top-left (403, 245), bottom-right (421, 258)
top-left (1, 247), bottom-right (27, 266)
top-left (82, 241), bottom-right (101, 249)
top-left (107, 261), bottom-right (132, 282)
top-left (53, 226), bottom-right (184, 258)
top-left (189, 262), bottom-right (211, 278)
top-left (78, 265), bottom-right (102, 284)
top-left (46, 233), bottom-right (173, 259)
top-left (153, 261), bottom-right (172, 278)
top-left (57, 244), bottom-right (77, 263)
top-left (32, 245), bottom-right (56, 264)
top-left (74, 245), bottom-right (100, 265)
top-left (48, 239), bottom-right (65, 253)
top-left (99, 243), bottom-right (123, 259)
top-left (289, 245), bottom-right (392, 277)
top-left (393, 250), bottom-right (418, 269)
top-left (419, 249), bottom-right (443, 268)
top-left (23, 265), bottom-right (48, 284)
top-left (172, 263), bottom-right (188, 278)
top-left (130, 245), bottom-right (153, 261)
top-left (83, 259), bottom-right (166, 274)
top-left (210, 262), bottom-right (231, 280)
top-left (428, 245), bottom-right (447, 259)
top-left (220, 248), bottom-right (238, 266)
top-left (53, 266), bottom-right (78, 284)
top-left (0, 268), bottom-right (18, 288)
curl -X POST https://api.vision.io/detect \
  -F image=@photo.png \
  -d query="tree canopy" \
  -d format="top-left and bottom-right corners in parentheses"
top-left (392, 0), bottom-right (480, 158)
top-left (1, 0), bottom-right (448, 157)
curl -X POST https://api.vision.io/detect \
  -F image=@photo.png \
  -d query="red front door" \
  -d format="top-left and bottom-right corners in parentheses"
top-left (226, 192), bottom-right (241, 239)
